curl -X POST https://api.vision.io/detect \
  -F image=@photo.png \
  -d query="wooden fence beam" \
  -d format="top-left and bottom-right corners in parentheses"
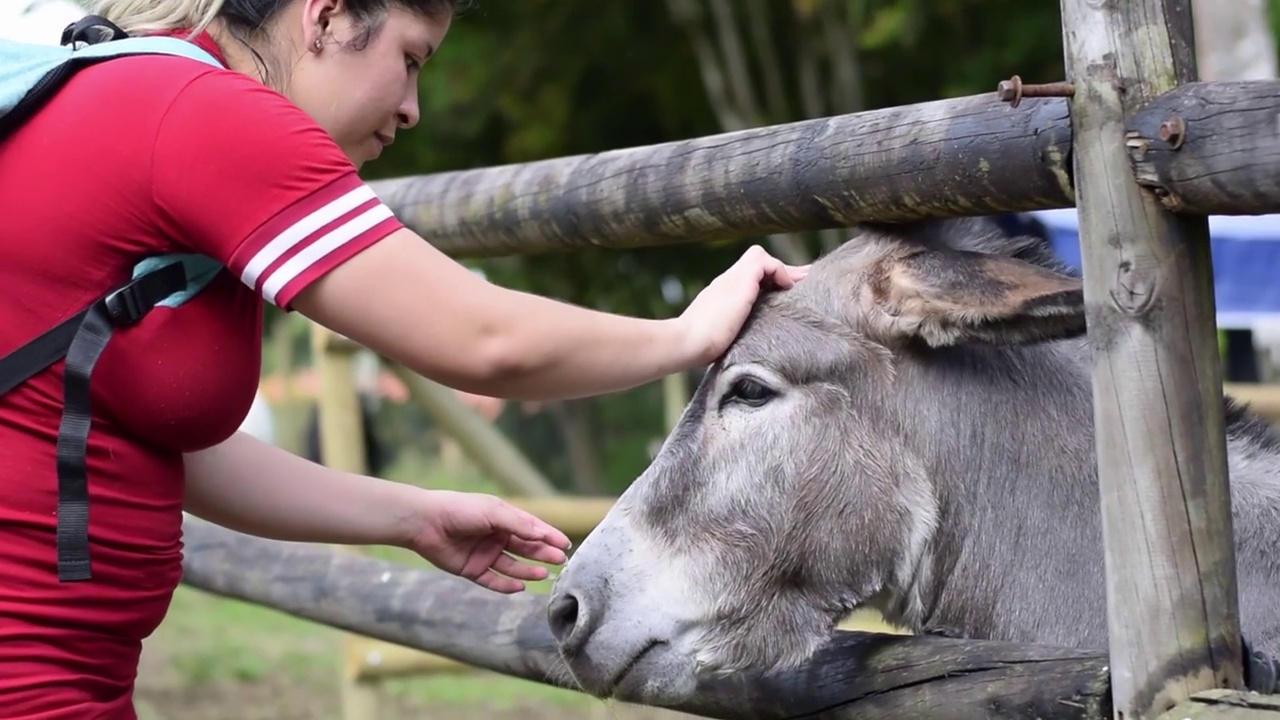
top-left (178, 516), bottom-right (1116, 720)
top-left (367, 93), bottom-right (1077, 258)
top-left (1127, 80), bottom-right (1280, 216)
top-left (1227, 383), bottom-right (1280, 423)
top-left (309, 324), bottom-right (383, 719)
top-left (367, 82), bottom-right (1280, 259)
top-left (502, 496), bottom-right (614, 543)
top-left (1059, 1), bottom-right (1244, 719)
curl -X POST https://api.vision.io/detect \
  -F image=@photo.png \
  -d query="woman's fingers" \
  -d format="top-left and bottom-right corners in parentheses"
top-left (734, 245), bottom-right (811, 290)
top-left (485, 497), bottom-right (572, 556)
top-left (492, 552), bottom-right (550, 582)
top-left (465, 551), bottom-right (556, 594)
top-left (506, 535), bottom-right (570, 564)
top-left (472, 569), bottom-right (526, 594)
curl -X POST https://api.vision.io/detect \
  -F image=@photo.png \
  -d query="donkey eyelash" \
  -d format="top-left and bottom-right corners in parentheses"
top-left (718, 375), bottom-right (777, 409)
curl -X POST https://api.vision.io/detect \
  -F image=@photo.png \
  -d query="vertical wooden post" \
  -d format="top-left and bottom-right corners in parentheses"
top-left (309, 323), bottom-right (380, 720)
top-left (663, 371), bottom-right (689, 433)
top-left (1058, 0), bottom-right (1244, 718)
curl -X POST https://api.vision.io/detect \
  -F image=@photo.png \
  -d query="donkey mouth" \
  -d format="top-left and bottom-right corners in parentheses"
top-left (604, 639), bottom-right (663, 697)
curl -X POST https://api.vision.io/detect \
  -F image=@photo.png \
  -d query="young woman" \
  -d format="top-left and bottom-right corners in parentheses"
top-left (0, 0), bottom-right (807, 716)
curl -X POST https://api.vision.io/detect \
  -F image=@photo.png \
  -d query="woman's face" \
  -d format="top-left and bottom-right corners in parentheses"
top-left (287, 0), bottom-right (451, 168)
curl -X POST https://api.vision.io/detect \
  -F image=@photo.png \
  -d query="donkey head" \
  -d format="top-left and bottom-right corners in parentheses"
top-left (547, 218), bottom-right (1086, 703)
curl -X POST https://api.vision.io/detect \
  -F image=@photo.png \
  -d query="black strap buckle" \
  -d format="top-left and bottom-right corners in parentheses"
top-left (102, 283), bottom-right (148, 327)
top-left (61, 15), bottom-right (129, 47)
top-left (101, 262), bottom-right (188, 328)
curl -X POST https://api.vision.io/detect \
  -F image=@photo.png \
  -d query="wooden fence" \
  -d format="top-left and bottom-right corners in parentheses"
top-left (180, 0), bottom-right (1280, 718)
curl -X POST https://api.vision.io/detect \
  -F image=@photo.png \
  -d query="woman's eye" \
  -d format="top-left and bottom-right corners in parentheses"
top-left (726, 377), bottom-right (775, 407)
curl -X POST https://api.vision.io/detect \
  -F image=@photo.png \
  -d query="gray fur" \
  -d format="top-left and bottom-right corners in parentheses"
top-left (547, 217), bottom-right (1280, 704)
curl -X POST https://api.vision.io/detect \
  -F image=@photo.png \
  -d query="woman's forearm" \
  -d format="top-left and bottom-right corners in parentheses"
top-left (183, 430), bottom-right (423, 547)
top-left (290, 229), bottom-right (707, 402)
top-left (457, 287), bottom-right (697, 400)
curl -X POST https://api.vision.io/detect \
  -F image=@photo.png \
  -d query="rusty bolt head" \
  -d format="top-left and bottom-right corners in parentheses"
top-left (1158, 116), bottom-right (1186, 149)
top-left (997, 75), bottom-right (1074, 109)
top-left (996, 75), bottom-right (1023, 104)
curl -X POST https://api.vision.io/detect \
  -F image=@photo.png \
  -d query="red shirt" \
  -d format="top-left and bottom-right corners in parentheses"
top-left (0, 32), bottom-right (402, 718)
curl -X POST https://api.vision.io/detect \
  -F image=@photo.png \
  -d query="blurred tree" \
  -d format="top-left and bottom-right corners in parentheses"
top-left (297, 0), bottom-right (1278, 494)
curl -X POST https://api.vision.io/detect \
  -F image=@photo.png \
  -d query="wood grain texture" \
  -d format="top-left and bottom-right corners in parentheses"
top-left (1126, 80), bottom-right (1280, 215)
top-left (179, 516), bottom-right (1118, 720)
top-left (367, 94), bottom-right (1075, 258)
top-left (1058, 0), bottom-right (1244, 718)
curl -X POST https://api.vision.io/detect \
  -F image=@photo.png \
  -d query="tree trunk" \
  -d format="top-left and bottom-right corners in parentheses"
top-left (387, 363), bottom-right (558, 497)
top-left (547, 399), bottom-right (606, 494)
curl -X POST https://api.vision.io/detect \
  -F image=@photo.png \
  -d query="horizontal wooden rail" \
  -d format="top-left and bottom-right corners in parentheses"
top-left (1127, 80), bottom-right (1280, 216)
top-left (368, 79), bottom-right (1280, 259)
top-left (1226, 383), bottom-right (1280, 422)
top-left (368, 93), bottom-right (1076, 257)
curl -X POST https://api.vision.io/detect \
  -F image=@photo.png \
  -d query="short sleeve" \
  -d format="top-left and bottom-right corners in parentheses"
top-left (150, 70), bottom-right (404, 310)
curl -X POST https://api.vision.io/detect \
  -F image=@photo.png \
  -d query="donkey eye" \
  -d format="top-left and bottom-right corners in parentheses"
top-left (723, 376), bottom-right (775, 408)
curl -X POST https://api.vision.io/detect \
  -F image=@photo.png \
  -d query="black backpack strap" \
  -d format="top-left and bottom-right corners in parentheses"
top-left (0, 16), bottom-right (132, 143)
top-left (0, 262), bottom-right (188, 581)
top-left (0, 308), bottom-right (90, 396)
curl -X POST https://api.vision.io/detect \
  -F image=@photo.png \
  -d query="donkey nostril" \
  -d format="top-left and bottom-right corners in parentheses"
top-left (548, 591), bottom-right (583, 648)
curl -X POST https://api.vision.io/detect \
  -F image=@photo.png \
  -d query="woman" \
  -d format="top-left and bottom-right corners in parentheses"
top-left (0, 0), bottom-right (807, 716)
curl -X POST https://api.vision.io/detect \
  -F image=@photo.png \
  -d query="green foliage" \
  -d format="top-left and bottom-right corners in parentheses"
top-left (1272, 0), bottom-right (1280, 54)
top-left (314, 1), bottom-right (1279, 494)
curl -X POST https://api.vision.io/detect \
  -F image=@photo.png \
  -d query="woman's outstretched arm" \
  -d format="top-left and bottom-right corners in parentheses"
top-left (184, 431), bottom-right (572, 593)
top-left (290, 230), bottom-right (807, 402)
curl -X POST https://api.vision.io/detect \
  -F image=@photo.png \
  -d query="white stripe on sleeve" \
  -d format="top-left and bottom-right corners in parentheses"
top-left (260, 203), bottom-right (396, 305)
top-left (239, 184), bottom-right (378, 289)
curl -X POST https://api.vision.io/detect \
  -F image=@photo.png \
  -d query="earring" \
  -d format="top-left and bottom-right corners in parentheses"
top-left (312, 37), bottom-right (323, 52)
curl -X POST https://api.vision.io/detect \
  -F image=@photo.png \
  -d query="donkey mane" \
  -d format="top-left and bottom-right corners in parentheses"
top-left (855, 217), bottom-right (1078, 278)
top-left (852, 216), bottom-right (1279, 448)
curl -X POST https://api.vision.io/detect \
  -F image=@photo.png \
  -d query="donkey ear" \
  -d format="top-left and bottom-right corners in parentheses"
top-left (864, 248), bottom-right (1086, 347)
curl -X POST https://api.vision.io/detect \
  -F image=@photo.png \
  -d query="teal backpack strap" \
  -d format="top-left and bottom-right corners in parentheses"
top-left (0, 15), bottom-right (223, 141)
top-left (131, 254), bottom-right (224, 308)
top-left (0, 14), bottom-right (229, 583)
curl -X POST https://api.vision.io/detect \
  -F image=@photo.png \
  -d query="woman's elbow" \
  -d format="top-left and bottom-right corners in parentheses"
top-left (444, 324), bottom-right (546, 398)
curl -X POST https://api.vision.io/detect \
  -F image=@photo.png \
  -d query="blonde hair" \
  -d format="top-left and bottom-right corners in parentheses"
top-left (90, 0), bottom-right (226, 38)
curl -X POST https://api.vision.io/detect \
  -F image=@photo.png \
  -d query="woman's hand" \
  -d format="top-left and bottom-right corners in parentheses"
top-left (677, 245), bottom-right (811, 364)
top-left (406, 490), bottom-right (574, 593)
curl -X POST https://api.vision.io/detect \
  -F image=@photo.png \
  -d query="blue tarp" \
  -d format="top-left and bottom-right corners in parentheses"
top-left (1026, 209), bottom-right (1280, 329)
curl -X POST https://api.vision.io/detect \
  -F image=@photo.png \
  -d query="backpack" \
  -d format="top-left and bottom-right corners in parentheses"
top-left (0, 14), bottom-right (227, 582)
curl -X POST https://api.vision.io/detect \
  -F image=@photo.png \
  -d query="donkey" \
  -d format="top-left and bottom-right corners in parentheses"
top-left (545, 216), bottom-right (1280, 705)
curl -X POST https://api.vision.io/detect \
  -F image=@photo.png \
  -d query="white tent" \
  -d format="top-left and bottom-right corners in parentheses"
top-left (1029, 209), bottom-right (1280, 333)
top-left (0, 0), bottom-right (86, 44)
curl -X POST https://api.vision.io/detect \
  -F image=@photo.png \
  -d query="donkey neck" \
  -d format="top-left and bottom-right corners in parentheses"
top-left (877, 338), bottom-right (1112, 648)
